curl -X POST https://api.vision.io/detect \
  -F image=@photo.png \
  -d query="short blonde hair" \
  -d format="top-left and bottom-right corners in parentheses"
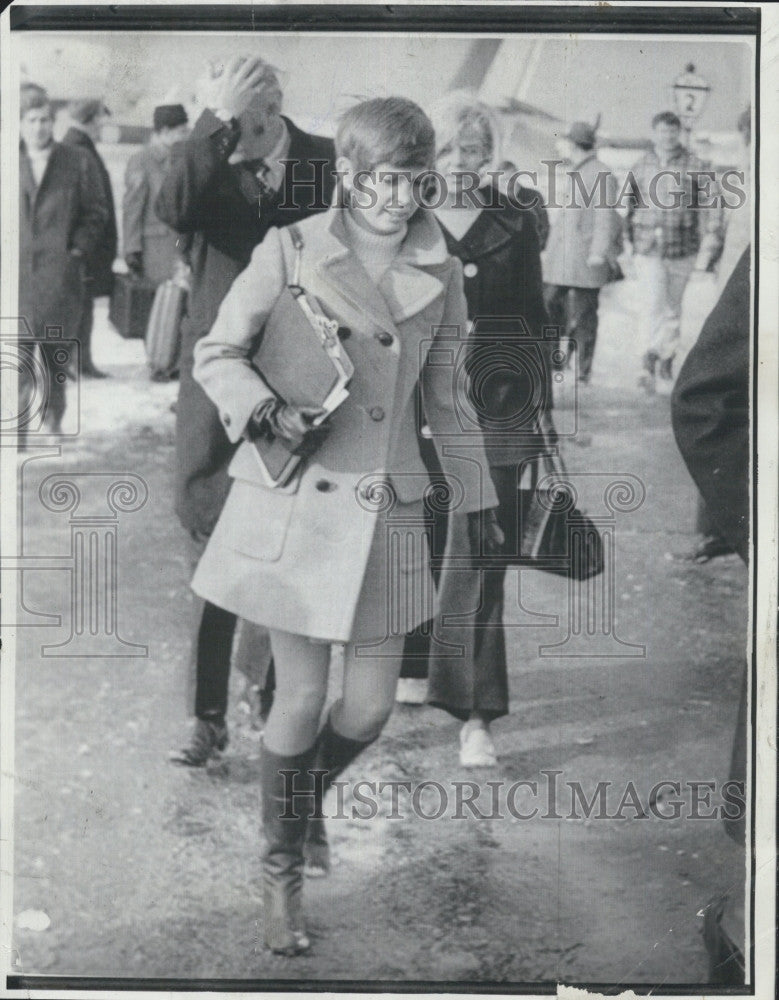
top-left (428, 91), bottom-right (502, 166)
top-left (336, 97), bottom-right (436, 172)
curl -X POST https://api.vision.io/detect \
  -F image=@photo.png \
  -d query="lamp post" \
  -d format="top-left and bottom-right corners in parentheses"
top-left (672, 63), bottom-right (711, 146)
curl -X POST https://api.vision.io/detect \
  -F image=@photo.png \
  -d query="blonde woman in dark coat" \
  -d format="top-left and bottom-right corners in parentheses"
top-left (192, 97), bottom-right (501, 955)
top-left (423, 92), bottom-right (556, 767)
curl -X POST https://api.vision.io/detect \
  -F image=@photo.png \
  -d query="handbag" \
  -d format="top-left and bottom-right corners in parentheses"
top-left (249, 224), bottom-right (353, 487)
top-left (514, 433), bottom-right (604, 580)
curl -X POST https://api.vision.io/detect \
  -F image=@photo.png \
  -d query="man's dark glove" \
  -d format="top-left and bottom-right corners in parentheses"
top-left (249, 399), bottom-right (330, 457)
top-left (125, 253), bottom-right (144, 276)
top-left (467, 507), bottom-right (505, 558)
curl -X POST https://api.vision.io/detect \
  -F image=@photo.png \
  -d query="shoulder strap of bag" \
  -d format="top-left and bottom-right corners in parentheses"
top-left (286, 223), bottom-right (304, 290)
top-left (282, 224), bottom-right (341, 352)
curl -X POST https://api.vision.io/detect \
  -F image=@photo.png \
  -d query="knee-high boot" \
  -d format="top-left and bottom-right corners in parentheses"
top-left (304, 707), bottom-right (377, 877)
top-left (260, 743), bottom-right (316, 955)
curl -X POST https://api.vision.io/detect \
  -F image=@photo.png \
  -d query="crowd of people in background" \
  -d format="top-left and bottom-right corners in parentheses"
top-left (17, 60), bottom-right (751, 969)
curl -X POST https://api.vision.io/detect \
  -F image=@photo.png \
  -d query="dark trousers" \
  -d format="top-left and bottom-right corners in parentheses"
top-left (187, 529), bottom-right (274, 722)
top-left (544, 284), bottom-right (600, 382)
top-left (17, 340), bottom-right (67, 434)
top-left (399, 438), bottom-right (450, 680)
top-left (74, 292), bottom-right (96, 372)
top-left (401, 455), bottom-right (511, 722)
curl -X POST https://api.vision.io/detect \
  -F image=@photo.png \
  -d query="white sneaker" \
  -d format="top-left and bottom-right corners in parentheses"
top-left (395, 678), bottom-right (428, 705)
top-left (459, 720), bottom-right (498, 768)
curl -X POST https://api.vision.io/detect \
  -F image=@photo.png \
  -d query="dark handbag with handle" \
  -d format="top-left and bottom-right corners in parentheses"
top-left (109, 272), bottom-right (157, 339)
top-left (513, 434), bottom-right (604, 579)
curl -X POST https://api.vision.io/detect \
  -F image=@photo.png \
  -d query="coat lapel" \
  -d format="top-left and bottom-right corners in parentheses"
top-left (31, 143), bottom-right (63, 211)
top-left (315, 209), bottom-right (399, 337)
top-left (316, 207), bottom-right (448, 335)
top-left (19, 149), bottom-right (37, 215)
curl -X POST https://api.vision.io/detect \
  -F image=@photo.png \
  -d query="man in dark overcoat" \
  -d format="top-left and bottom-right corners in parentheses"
top-left (19, 83), bottom-right (109, 433)
top-left (156, 55), bottom-right (336, 764)
top-left (62, 98), bottom-right (118, 378)
top-left (671, 246), bottom-right (750, 984)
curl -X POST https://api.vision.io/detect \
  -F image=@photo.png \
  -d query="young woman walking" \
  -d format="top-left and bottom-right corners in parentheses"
top-left (191, 96), bottom-right (501, 955)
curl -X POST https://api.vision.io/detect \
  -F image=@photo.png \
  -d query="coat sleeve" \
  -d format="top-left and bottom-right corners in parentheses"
top-left (71, 149), bottom-right (110, 259)
top-left (193, 226), bottom-right (286, 442)
top-left (671, 247), bottom-right (750, 562)
top-left (422, 259), bottom-right (498, 514)
top-left (589, 172), bottom-right (619, 261)
top-left (155, 109), bottom-right (241, 234)
top-left (122, 153), bottom-right (147, 257)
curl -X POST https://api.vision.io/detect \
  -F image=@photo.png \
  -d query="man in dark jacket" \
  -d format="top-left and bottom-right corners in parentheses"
top-left (156, 55), bottom-right (336, 764)
top-left (19, 83), bottom-right (109, 433)
top-left (62, 98), bottom-right (118, 378)
top-left (123, 104), bottom-right (190, 285)
top-left (671, 246), bottom-right (750, 984)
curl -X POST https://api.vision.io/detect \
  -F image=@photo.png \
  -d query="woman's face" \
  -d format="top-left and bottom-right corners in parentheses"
top-left (436, 122), bottom-right (491, 183)
top-left (339, 157), bottom-right (426, 235)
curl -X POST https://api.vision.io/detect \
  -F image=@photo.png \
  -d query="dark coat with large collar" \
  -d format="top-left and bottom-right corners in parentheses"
top-left (437, 185), bottom-right (553, 467)
top-left (61, 127), bottom-right (118, 296)
top-left (19, 141), bottom-right (109, 341)
top-left (671, 247), bottom-right (750, 562)
top-left (155, 110), bottom-right (336, 535)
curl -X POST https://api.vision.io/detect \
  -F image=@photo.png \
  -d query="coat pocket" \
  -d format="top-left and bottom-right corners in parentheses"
top-left (214, 476), bottom-right (299, 562)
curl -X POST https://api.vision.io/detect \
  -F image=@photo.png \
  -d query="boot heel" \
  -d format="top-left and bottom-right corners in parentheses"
top-left (263, 876), bottom-right (310, 955)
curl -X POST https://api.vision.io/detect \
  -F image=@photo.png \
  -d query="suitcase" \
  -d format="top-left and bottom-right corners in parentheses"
top-left (108, 273), bottom-right (157, 339)
top-left (145, 278), bottom-right (187, 379)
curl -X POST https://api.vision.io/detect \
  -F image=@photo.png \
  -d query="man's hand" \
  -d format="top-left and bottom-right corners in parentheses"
top-left (586, 254), bottom-right (605, 268)
top-left (467, 508), bottom-right (505, 558)
top-left (249, 400), bottom-right (330, 457)
top-left (196, 56), bottom-right (276, 120)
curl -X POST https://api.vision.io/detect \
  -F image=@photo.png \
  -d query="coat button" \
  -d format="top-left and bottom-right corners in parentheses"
top-left (337, 326), bottom-right (352, 340)
top-left (375, 331), bottom-right (394, 347)
top-left (369, 406), bottom-right (385, 422)
top-left (222, 413), bottom-right (231, 427)
top-left (463, 262), bottom-right (478, 278)
top-left (315, 479), bottom-right (337, 493)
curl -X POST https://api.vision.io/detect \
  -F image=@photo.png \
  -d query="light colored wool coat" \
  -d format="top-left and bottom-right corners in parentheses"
top-left (543, 154), bottom-right (622, 289)
top-left (191, 205), bottom-right (497, 642)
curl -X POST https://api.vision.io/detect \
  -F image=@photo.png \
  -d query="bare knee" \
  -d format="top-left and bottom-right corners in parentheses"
top-left (338, 698), bottom-right (394, 743)
top-left (272, 682), bottom-right (327, 730)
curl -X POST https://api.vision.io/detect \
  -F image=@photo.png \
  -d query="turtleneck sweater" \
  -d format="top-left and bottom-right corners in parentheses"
top-left (343, 210), bottom-right (407, 285)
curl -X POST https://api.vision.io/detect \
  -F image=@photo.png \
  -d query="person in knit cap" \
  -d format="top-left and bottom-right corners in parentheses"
top-left (543, 119), bottom-right (622, 385)
top-left (62, 97), bottom-right (117, 377)
top-left (123, 104), bottom-right (190, 285)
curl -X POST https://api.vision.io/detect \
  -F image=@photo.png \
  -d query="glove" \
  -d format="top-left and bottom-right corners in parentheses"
top-left (125, 252), bottom-right (144, 276)
top-left (249, 399), bottom-right (330, 457)
top-left (467, 508), bottom-right (505, 558)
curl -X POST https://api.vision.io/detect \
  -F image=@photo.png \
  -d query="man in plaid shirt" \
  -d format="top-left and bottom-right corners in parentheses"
top-left (626, 110), bottom-right (722, 388)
